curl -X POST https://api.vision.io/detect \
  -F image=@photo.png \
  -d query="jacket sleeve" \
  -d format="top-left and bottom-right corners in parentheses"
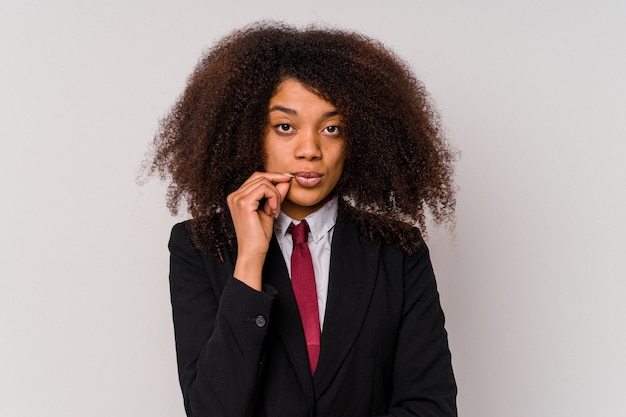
top-left (381, 242), bottom-right (458, 417)
top-left (168, 222), bottom-right (276, 417)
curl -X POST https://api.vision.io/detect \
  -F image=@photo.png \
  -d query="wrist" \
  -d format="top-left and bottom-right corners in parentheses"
top-left (233, 253), bottom-right (266, 291)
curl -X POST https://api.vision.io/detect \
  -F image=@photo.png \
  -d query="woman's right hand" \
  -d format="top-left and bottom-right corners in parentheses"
top-left (227, 172), bottom-right (292, 291)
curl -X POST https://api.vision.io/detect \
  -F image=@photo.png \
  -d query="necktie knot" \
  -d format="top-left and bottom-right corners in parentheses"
top-left (288, 220), bottom-right (309, 246)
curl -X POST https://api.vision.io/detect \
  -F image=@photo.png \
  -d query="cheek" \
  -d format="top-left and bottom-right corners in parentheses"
top-left (262, 149), bottom-right (271, 171)
top-left (262, 138), bottom-right (280, 171)
top-left (332, 146), bottom-right (346, 177)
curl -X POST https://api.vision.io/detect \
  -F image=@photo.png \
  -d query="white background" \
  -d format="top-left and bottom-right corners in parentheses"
top-left (1, 1), bottom-right (625, 416)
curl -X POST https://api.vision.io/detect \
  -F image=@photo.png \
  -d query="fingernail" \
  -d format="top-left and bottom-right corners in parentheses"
top-left (282, 172), bottom-right (295, 178)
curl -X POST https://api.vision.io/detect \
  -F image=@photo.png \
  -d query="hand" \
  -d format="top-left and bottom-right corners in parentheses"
top-left (227, 172), bottom-right (292, 290)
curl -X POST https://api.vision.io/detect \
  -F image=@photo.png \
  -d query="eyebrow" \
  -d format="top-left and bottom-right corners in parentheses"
top-left (269, 105), bottom-right (340, 118)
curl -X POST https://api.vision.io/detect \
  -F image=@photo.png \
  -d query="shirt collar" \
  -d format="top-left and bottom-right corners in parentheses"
top-left (274, 197), bottom-right (338, 243)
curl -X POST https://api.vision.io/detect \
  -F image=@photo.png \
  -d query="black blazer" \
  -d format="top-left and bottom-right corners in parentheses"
top-left (168, 213), bottom-right (457, 417)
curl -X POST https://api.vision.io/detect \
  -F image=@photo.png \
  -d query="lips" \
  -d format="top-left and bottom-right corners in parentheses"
top-left (292, 171), bottom-right (323, 187)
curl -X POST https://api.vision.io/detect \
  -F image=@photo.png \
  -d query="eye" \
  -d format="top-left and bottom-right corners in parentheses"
top-left (274, 123), bottom-right (294, 134)
top-left (323, 125), bottom-right (341, 135)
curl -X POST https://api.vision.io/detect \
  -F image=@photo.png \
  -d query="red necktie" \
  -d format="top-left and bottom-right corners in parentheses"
top-left (288, 220), bottom-right (321, 375)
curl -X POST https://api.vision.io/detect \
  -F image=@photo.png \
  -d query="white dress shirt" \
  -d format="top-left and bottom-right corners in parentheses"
top-left (273, 197), bottom-right (338, 330)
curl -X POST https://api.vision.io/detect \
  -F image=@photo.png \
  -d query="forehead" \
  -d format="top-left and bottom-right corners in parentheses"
top-left (269, 79), bottom-right (336, 110)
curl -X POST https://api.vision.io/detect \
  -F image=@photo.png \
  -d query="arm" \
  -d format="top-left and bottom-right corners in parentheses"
top-left (169, 223), bottom-right (275, 417)
top-left (169, 172), bottom-right (291, 416)
top-left (380, 242), bottom-right (458, 417)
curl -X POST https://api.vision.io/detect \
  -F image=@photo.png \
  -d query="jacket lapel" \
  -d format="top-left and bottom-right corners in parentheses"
top-left (262, 237), bottom-right (316, 407)
top-left (312, 213), bottom-right (380, 396)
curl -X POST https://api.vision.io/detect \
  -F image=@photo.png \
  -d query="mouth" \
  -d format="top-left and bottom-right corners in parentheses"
top-left (291, 171), bottom-right (323, 187)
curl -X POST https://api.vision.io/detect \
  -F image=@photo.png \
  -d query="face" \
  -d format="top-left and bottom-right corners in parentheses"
top-left (264, 79), bottom-right (345, 220)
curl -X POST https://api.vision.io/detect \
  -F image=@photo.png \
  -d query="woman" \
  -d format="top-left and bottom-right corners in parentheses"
top-left (148, 22), bottom-right (458, 417)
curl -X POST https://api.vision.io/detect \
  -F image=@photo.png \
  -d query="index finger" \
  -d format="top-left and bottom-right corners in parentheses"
top-left (250, 172), bottom-right (294, 184)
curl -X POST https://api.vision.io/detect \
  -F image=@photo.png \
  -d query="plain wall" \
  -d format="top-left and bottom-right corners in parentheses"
top-left (1, 1), bottom-right (625, 416)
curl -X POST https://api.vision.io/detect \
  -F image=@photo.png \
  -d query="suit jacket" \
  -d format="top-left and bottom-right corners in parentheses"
top-left (168, 213), bottom-right (457, 417)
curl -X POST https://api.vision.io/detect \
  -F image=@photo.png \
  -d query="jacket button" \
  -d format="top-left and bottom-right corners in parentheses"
top-left (255, 315), bottom-right (267, 328)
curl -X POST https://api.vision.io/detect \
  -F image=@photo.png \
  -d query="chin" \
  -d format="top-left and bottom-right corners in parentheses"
top-left (288, 191), bottom-right (324, 206)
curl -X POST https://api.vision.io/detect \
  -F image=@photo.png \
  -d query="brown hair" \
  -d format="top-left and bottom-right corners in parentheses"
top-left (146, 22), bottom-right (457, 254)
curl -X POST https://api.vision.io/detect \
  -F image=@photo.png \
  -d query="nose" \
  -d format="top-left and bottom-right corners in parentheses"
top-left (294, 129), bottom-right (321, 160)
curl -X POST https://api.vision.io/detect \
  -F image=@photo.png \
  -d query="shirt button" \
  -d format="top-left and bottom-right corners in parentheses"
top-left (255, 315), bottom-right (267, 328)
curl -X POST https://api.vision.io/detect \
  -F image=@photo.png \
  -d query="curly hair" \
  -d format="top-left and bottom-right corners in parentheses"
top-left (147, 22), bottom-right (456, 255)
